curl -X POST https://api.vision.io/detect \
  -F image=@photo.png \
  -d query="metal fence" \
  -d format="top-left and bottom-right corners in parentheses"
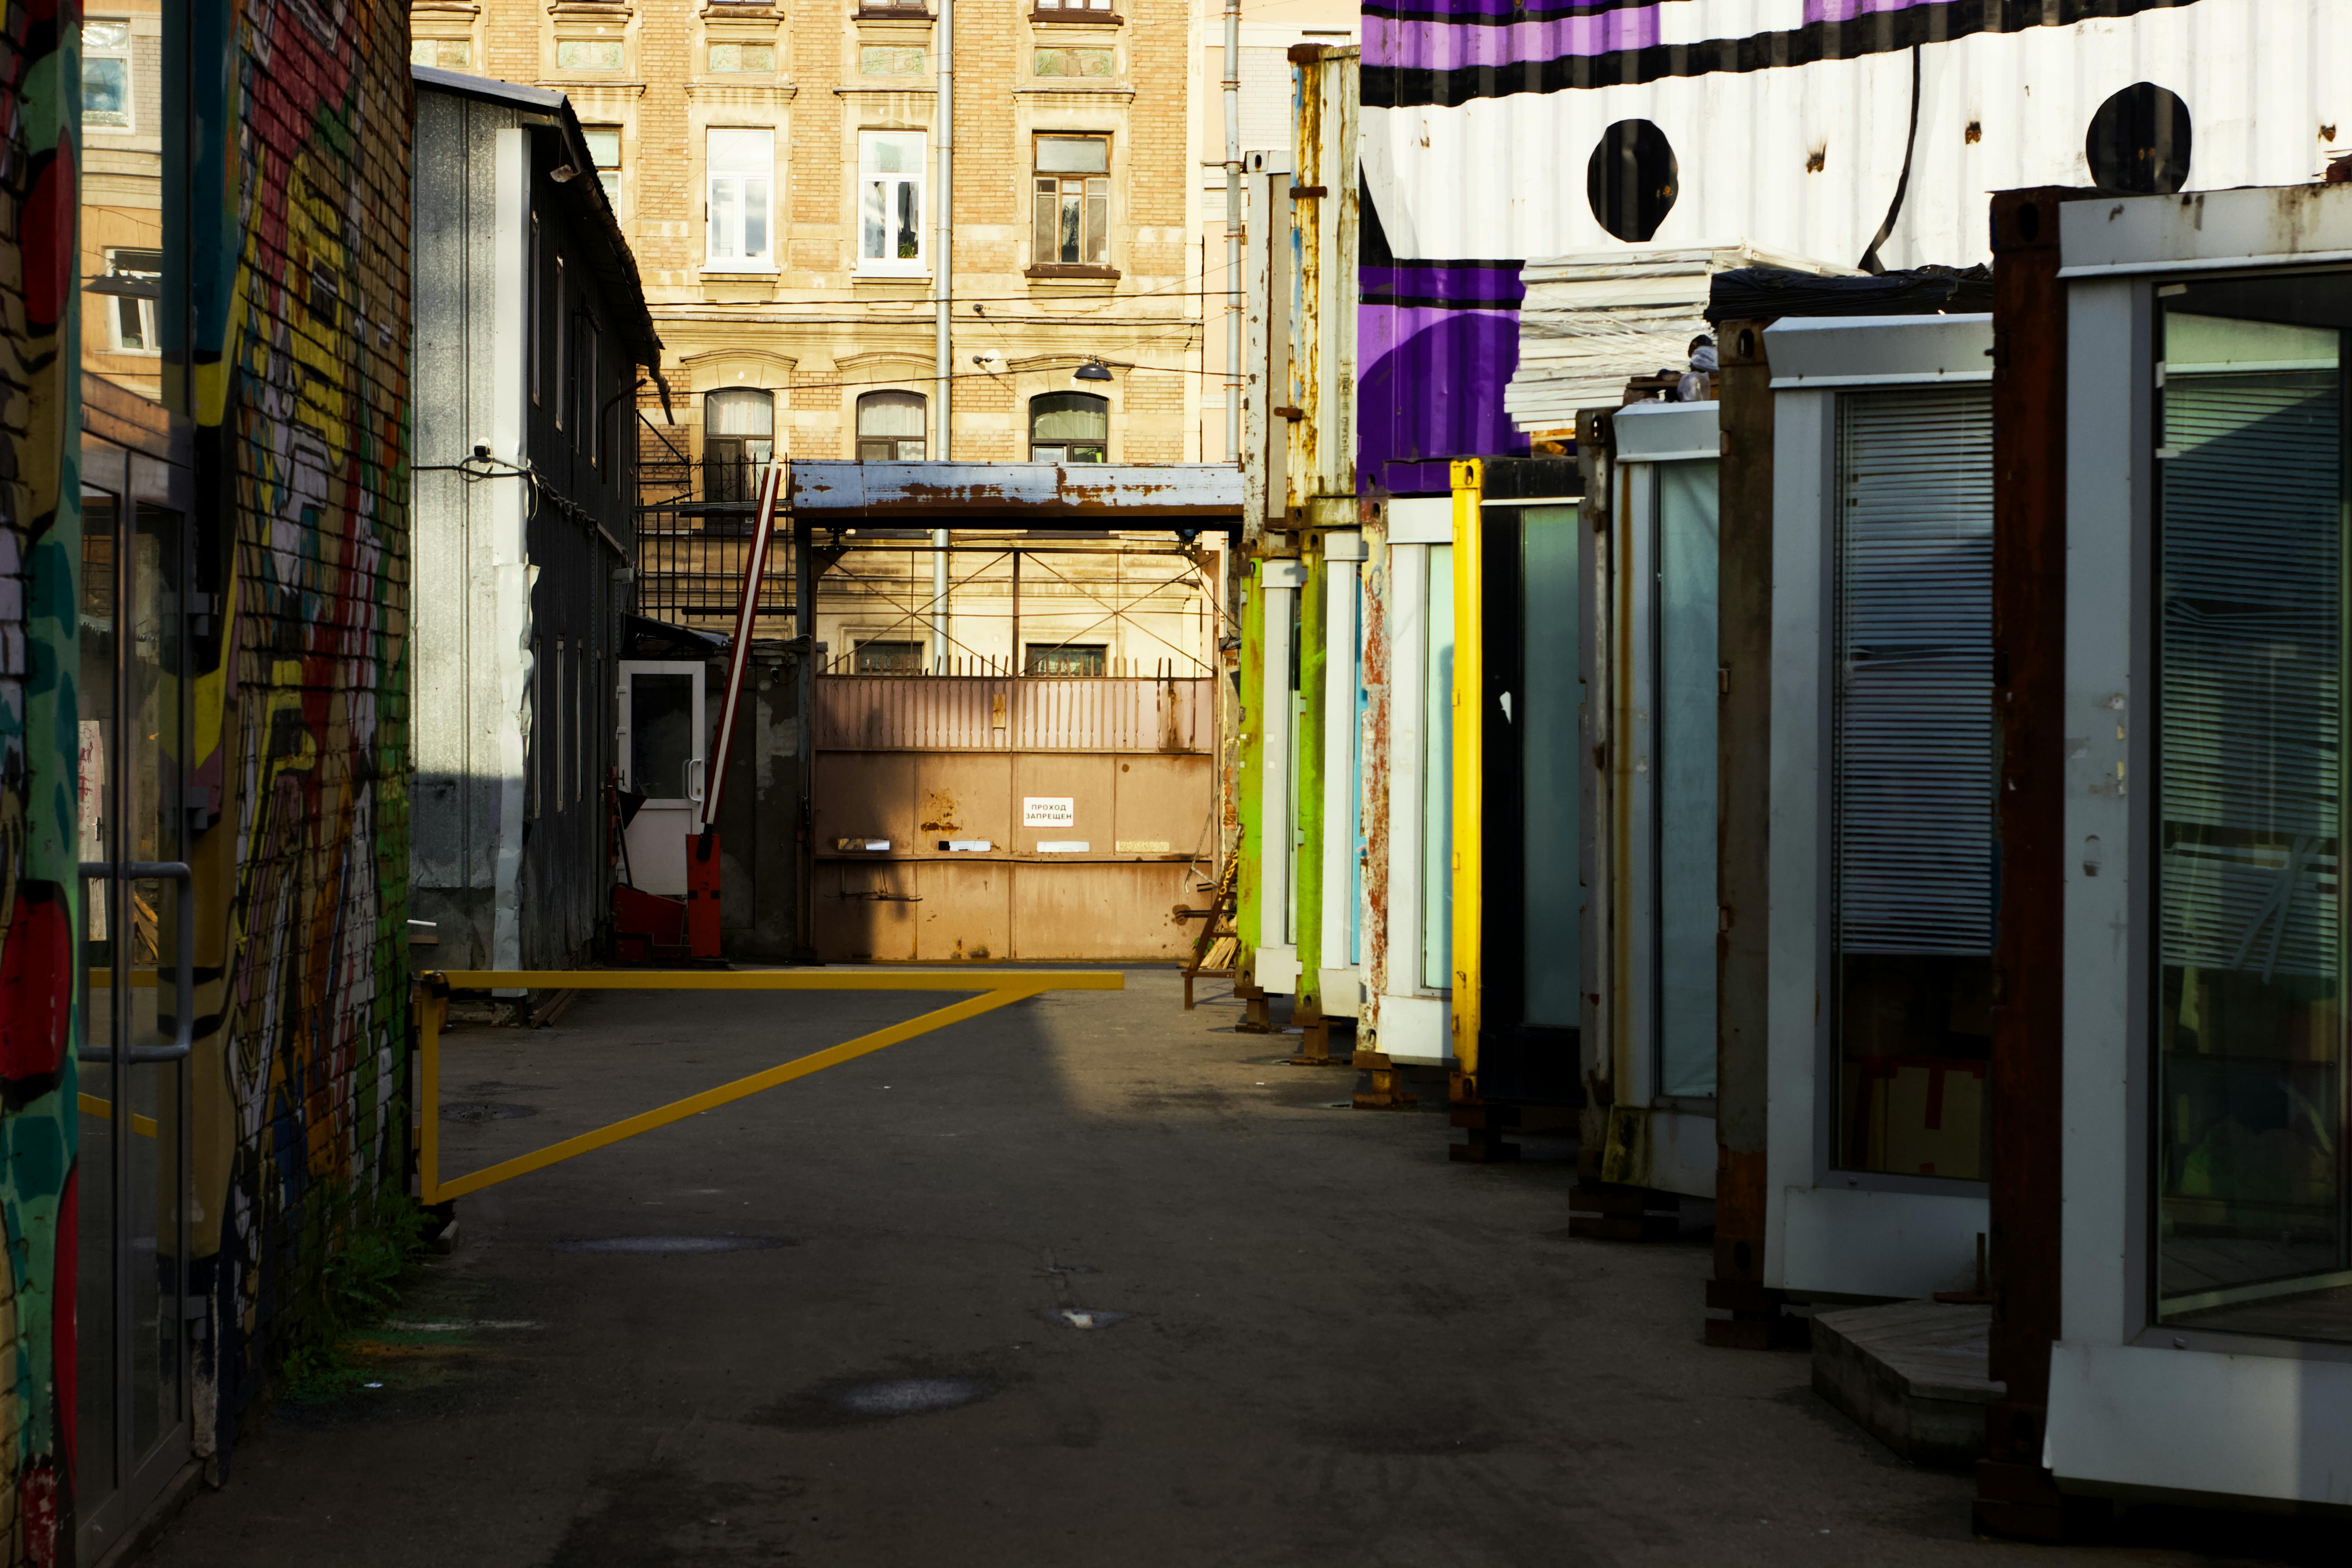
top-left (814, 672), bottom-right (1215, 753)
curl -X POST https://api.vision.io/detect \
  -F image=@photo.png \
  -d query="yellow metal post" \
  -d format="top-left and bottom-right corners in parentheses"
top-left (1449, 459), bottom-right (1484, 1086)
top-left (416, 970), bottom-right (1124, 1202)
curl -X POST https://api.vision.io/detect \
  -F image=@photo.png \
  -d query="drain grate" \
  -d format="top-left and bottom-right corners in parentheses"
top-left (440, 1102), bottom-right (539, 1122)
top-left (553, 1235), bottom-right (794, 1254)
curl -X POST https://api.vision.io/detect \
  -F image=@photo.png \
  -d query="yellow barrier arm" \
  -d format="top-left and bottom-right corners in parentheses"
top-left (418, 969), bottom-right (1123, 1204)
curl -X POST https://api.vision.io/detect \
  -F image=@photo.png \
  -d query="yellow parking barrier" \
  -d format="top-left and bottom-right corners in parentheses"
top-left (418, 968), bottom-right (1123, 1203)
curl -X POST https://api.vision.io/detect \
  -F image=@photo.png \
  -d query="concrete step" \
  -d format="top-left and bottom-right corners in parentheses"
top-left (1811, 1300), bottom-right (2004, 1466)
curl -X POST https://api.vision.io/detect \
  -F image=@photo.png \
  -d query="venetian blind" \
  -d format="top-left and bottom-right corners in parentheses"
top-left (2158, 368), bottom-right (2342, 980)
top-left (1835, 385), bottom-right (1994, 957)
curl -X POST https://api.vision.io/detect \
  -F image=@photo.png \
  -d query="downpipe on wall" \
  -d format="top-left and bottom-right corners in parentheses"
top-left (934, 0), bottom-right (955, 667)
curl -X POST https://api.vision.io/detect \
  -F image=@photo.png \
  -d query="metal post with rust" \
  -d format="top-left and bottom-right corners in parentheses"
top-left (1977, 186), bottom-right (2085, 1542)
top-left (1705, 320), bottom-right (1800, 1347)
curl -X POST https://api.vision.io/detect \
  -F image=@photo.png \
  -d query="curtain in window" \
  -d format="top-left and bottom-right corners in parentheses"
top-left (857, 391), bottom-right (926, 460)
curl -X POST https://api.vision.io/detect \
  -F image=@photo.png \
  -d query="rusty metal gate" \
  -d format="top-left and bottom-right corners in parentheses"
top-left (811, 673), bottom-right (1216, 961)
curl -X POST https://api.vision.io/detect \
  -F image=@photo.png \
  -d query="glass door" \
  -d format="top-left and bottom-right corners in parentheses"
top-left (75, 443), bottom-right (195, 1565)
top-left (617, 661), bottom-right (706, 896)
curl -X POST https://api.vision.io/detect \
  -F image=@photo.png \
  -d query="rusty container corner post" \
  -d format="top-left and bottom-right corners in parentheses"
top-left (1706, 319), bottom-right (1802, 1348)
top-left (1977, 185), bottom-right (2093, 1543)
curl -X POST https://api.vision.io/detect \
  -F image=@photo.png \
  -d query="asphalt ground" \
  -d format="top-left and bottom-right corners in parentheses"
top-left (141, 969), bottom-right (2344, 1567)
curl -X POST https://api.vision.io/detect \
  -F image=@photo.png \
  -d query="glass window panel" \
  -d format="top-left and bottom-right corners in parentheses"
top-left (856, 641), bottom-right (925, 673)
top-left (1423, 544), bottom-right (1455, 991)
top-left (630, 673), bottom-right (697, 800)
top-left (709, 127), bottom-right (772, 175)
top-left (1034, 181), bottom-right (1056, 260)
top-left (1656, 463), bottom-right (1719, 1098)
top-left (1523, 507), bottom-right (1582, 1029)
top-left (84, 19), bottom-right (129, 46)
top-left (1085, 181), bottom-right (1108, 263)
top-left (1831, 387), bottom-right (1996, 1177)
top-left (858, 391), bottom-right (926, 442)
top-left (581, 127), bottom-right (621, 168)
top-left (862, 132), bottom-right (921, 174)
top-left (707, 388), bottom-right (774, 437)
top-left (1027, 644), bottom-right (1107, 676)
top-left (1030, 393), bottom-right (1107, 444)
top-left (1057, 191), bottom-right (1081, 263)
top-left (83, 57), bottom-right (130, 124)
top-left (741, 177), bottom-right (768, 256)
top-left (2155, 287), bottom-right (2352, 1344)
top-left (861, 45), bottom-right (925, 74)
top-left (1036, 136), bottom-right (1108, 174)
top-left (895, 179), bottom-right (919, 259)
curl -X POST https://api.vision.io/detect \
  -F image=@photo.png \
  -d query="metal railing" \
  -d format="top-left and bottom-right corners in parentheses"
top-left (635, 423), bottom-right (796, 637)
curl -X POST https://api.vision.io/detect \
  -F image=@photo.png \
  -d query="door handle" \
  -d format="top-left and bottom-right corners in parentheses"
top-left (78, 861), bottom-right (196, 1064)
top-left (686, 758), bottom-right (704, 804)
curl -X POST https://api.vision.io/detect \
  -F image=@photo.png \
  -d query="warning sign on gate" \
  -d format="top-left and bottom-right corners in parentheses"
top-left (1022, 796), bottom-right (1075, 827)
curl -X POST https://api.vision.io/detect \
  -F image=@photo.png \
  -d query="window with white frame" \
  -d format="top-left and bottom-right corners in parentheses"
top-left (102, 248), bottom-right (162, 355)
top-left (83, 19), bottom-right (132, 129)
top-left (582, 125), bottom-right (622, 210)
top-left (1034, 0), bottom-right (1113, 13)
top-left (1029, 392), bottom-right (1107, 462)
top-left (1033, 136), bottom-right (1109, 267)
top-left (705, 387), bottom-right (774, 502)
top-left (706, 127), bottom-right (775, 268)
top-left (856, 391), bottom-right (927, 460)
top-left (857, 132), bottom-right (926, 274)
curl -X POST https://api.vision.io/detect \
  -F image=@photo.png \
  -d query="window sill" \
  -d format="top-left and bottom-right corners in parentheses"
top-left (1013, 82), bottom-right (1136, 98)
top-left (701, 265), bottom-right (779, 276)
top-left (1030, 8), bottom-right (1123, 21)
top-left (855, 5), bottom-right (933, 16)
top-left (1025, 265), bottom-right (1120, 282)
top-left (853, 269), bottom-right (932, 284)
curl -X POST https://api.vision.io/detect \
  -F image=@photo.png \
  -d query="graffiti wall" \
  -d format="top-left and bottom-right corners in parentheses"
top-left (181, 0), bottom-right (413, 1457)
top-left (0, 0), bottom-right (83, 1558)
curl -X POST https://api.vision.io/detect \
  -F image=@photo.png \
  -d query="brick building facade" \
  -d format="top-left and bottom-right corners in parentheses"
top-left (412, 0), bottom-right (1207, 472)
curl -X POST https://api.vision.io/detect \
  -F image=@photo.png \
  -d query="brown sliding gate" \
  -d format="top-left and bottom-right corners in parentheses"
top-left (811, 672), bottom-right (1217, 961)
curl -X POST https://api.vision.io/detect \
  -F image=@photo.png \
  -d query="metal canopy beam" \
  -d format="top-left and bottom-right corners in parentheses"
top-left (788, 461), bottom-right (1244, 520)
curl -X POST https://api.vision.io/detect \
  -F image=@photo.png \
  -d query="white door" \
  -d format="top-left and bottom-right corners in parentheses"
top-left (617, 660), bottom-right (705, 896)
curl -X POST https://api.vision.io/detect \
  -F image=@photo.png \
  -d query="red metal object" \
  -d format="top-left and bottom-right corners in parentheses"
top-left (611, 882), bottom-right (687, 965)
top-left (687, 830), bottom-right (724, 959)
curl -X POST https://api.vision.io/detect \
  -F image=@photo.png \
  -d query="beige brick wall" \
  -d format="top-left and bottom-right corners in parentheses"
top-left (443, 0), bottom-right (1206, 465)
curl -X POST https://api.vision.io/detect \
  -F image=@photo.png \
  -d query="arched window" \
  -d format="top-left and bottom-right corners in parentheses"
top-left (857, 390), bottom-right (927, 461)
top-left (1030, 392), bottom-right (1107, 463)
top-left (703, 387), bottom-right (773, 503)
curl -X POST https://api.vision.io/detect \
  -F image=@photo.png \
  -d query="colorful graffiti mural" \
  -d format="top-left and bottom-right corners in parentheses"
top-left (0, 0), bottom-right (81, 1559)
top-left (182, 0), bottom-right (413, 1455)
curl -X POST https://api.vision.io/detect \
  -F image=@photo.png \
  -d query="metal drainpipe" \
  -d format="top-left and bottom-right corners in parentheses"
top-left (933, 0), bottom-right (955, 670)
top-left (1222, 0), bottom-right (1240, 466)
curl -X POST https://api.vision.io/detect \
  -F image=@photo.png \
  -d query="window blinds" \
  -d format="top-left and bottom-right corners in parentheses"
top-left (2158, 369), bottom-right (2342, 981)
top-left (1835, 386), bottom-right (1995, 957)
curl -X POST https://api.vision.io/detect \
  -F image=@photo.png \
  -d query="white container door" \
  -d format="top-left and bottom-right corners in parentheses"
top-left (617, 661), bottom-right (706, 896)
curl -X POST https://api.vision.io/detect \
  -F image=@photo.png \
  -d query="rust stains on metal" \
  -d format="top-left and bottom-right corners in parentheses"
top-left (789, 462), bottom-right (1244, 519)
top-left (1357, 497), bottom-right (1392, 1047)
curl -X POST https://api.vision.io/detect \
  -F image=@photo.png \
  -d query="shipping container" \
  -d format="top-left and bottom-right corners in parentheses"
top-left (1362, 0), bottom-right (2352, 487)
top-left (1987, 179), bottom-right (2352, 1524)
